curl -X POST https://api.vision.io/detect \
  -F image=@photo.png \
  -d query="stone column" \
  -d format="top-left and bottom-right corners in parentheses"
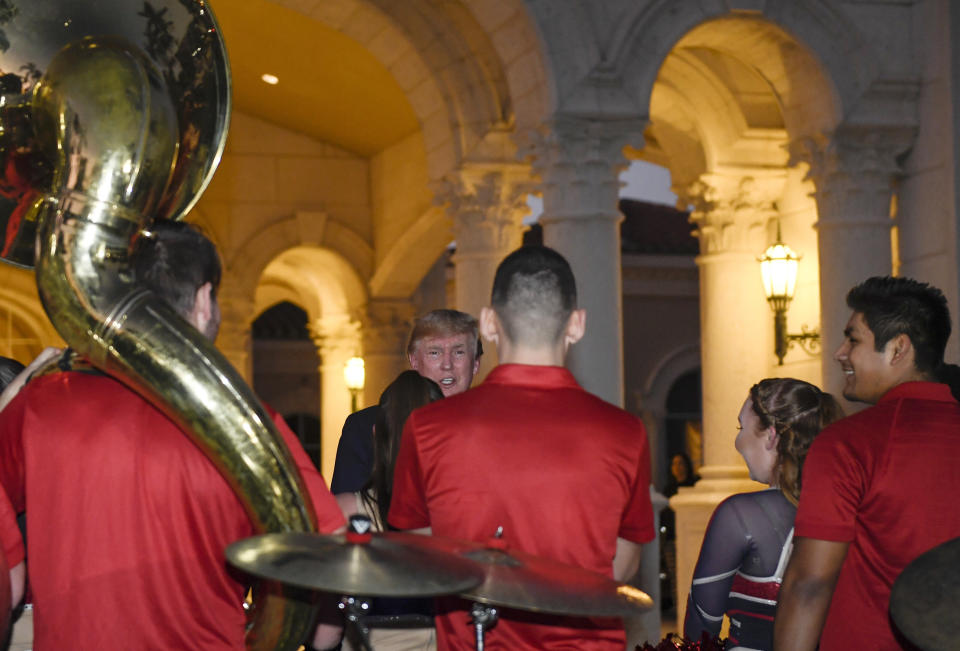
top-left (442, 166), bottom-right (531, 380)
top-left (670, 174), bottom-right (781, 624)
top-left (533, 117), bottom-right (646, 406)
top-left (360, 299), bottom-right (415, 405)
top-left (792, 130), bottom-right (909, 402)
top-left (311, 314), bottom-right (362, 482)
top-left (216, 291), bottom-right (255, 382)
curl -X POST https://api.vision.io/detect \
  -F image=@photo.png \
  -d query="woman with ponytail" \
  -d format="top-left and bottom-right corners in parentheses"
top-left (683, 378), bottom-right (843, 650)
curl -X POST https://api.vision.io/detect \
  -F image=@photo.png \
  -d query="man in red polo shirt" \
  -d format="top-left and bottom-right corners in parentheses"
top-left (775, 276), bottom-right (960, 650)
top-left (389, 245), bottom-right (654, 650)
top-left (0, 222), bottom-right (345, 649)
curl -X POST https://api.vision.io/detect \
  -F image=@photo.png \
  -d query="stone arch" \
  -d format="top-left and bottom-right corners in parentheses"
top-left (225, 212), bottom-right (373, 310)
top-left (609, 0), bottom-right (880, 137)
top-left (248, 244), bottom-right (369, 482)
top-left (639, 344), bottom-right (702, 489)
top-left (254, 247), bottom-right (368, 325)
top-left (274, 0), bottom-right (535, 179)
top-left (460, 0), bottom-right (550, 142)
top-left (369, 204), bottom-right (452, 298)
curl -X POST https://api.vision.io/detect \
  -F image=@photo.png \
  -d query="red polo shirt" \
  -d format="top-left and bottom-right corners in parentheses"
top-left (0, 488), bottom-right (22, 569)
top-left (0, 371), bottom-right (344, 650)
top-left (796, 381), bottom-right (960, 650)
top-left (389, 364), bottom-right (654, 650)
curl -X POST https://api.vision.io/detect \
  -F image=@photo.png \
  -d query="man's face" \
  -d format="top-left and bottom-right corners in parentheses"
top-left (834, 311), bottom-right (897, 404)
top-left (408, 332), bottom-right (479, 397)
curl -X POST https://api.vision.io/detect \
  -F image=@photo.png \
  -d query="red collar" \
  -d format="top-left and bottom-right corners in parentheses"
top-left (483, 364), bottom-right (581, 390)
top-left (878, 381), bottom-right (956, 404)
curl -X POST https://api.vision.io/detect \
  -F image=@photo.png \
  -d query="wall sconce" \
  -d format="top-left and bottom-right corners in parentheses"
top-left (758, 224), bottom-right (821, 365)
top-left (343, 356), bottom-right (365, 412)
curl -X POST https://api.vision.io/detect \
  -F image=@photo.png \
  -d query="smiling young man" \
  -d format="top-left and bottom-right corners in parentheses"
top-left (774, 276), bottom-right (960, 651)
top-left (329, 310), bottom-right (482, 494)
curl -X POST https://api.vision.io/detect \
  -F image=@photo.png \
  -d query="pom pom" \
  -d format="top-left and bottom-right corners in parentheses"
top-left (637, 631), bottom-right (726, 651)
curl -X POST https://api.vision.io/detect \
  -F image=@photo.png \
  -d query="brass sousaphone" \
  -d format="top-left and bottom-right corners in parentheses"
top-left (0, 1), bottom-right (318, 648)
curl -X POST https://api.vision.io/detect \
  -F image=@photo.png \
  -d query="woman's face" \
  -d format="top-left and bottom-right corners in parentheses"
top-left (735, 398), bottom-right (778, 485)
top-left (670, 455), bottom-right (689, 482)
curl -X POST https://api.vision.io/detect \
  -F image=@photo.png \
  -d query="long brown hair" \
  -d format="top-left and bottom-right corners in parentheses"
top-left (361, 370), bottom-right (444, 528)
top-left (749, 378), bottom-right (844, 505)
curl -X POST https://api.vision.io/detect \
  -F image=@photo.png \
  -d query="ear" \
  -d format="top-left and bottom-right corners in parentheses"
top-left (190, 282), bottom-right (214, 333)
top-left (407, 351), bottom-right (419, 370)
top-left (479, 306), bottom-right (500, 345)
top-left (887, 333), bottom-right (914, 367)
top-left (563, 309), bottom-right (586, 347)
top-left (763, 426), bottom-right (779, 451)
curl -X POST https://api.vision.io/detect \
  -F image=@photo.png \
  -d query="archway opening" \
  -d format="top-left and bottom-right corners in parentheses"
top-left (251, 301), bottom-right (322, 468)
top-left (665, 368), bottom-right (703, 475)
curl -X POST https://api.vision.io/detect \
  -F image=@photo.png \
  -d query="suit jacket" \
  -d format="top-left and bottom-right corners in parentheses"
top-left (330, 405), bottom-right (379, 494)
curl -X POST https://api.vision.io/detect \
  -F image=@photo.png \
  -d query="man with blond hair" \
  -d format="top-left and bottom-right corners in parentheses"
top-left (330, 309), bottom-right (482, 493)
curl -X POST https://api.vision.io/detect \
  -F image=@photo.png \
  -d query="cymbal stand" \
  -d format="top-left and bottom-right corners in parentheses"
top-left (339, 595), bottom-right (373, 651)
top-left (470, 601), bottom-right (498, 651)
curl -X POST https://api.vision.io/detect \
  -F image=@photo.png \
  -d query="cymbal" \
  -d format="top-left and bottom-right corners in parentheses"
top-left (890, 536), bottom-right (960, 651)
top-left (449, 541), bottom-right (653, 617)
top-left (225, 531), bottom-right (484, 598)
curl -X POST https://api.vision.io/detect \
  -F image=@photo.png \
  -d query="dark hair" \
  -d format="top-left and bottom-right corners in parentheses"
top-left (846, 276), bottom-right (951, 376)
top-left (362, 370), bottom-right (444, 528)
top-left (0, 356), bottom-right (25, 392)
top-left (131, 220), bottom-right (221, 320)
top-left (407, 309), bottom-right (482, 360)
top-left (749, 378), bottom-right (844, 506)
top-left (490, 245), bottom-right (577, 346)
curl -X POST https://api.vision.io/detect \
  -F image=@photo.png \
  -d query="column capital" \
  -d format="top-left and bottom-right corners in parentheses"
top-left (530, 117), bottom-right (647, 225)
top-left (310, 315), bottom-right (361, 363)
top-left (683, 174), bottom-right (780, 256)
top-left (434, 166), bottom-right (533, 260)
top-left (360, 299), bottom-right (415, 357)
top-left (531, 116), bottom-right (648, 172)
top-left (789, 127), bottom-right (914, 224)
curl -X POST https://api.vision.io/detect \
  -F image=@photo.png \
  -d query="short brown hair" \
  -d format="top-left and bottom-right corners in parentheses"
top-left (406, 309), bottom-right (480, 358)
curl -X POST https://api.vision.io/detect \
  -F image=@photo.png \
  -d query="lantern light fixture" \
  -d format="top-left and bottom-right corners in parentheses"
top-left (758, 222), bottom-right (821, 365)
top-left (343, 356), bottom-right (365, 411)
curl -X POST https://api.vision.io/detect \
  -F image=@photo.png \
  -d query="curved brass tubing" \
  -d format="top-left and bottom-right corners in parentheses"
top-left (31, 37), bottom-right (319, 650)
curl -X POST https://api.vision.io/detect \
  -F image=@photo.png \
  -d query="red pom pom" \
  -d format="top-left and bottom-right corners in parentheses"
top-left (636, 632), bottom-right (725, 651)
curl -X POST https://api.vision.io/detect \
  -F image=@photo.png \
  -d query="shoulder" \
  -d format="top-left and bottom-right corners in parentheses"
top-left (812, 404), bottom-right (891, 450)
top-left (342, 405), bottom-right (379, 437)
top-left (714, 490), bottom-right (761, 516)
top-left (573, 391), bottom-right (647, 436)
top-left (345, 405), bottom-right (379, 427)
top-left (24, 371), bottom-right (151, 416)
top-left (715, 489), bottom-right (790, 517)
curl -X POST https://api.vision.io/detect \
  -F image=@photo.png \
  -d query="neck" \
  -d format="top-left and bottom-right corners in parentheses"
top-left (496, 338), bottom-right (566, 367)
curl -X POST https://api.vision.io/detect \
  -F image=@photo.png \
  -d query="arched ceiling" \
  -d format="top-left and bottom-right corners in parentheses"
top-left (639, 18), bottom-right (795, 188)
top-left (255, 246), bottom-right (368, 321)
top-left (209, 0), bottom-right (420, 156)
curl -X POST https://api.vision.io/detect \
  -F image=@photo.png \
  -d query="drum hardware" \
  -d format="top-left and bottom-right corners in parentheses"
top-left (226, 515), bottom-right (484, 650)
top-left (889, 535), bottom-right (960, 651)
top-left (455, 528), bottom-right (653, 649)
top-left (227, 519), bottom-right (654, 650)
top-left (469, 601), bottom-right (498, 651)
